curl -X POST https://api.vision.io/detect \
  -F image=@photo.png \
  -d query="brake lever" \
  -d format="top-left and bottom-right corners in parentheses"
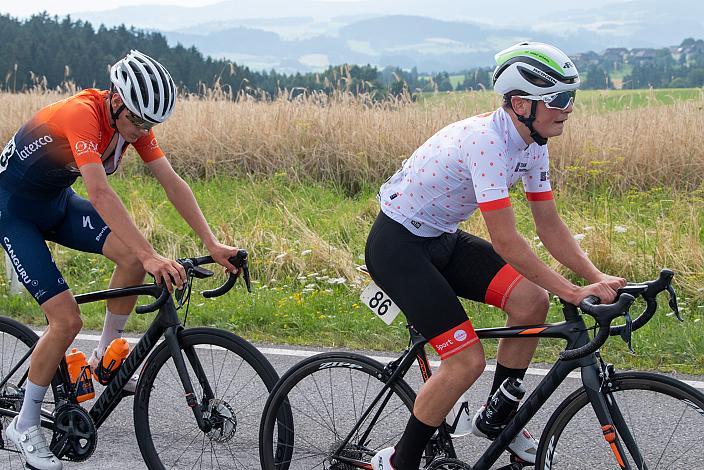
top-left (620, 310), bottom-right (634, 353)
top-left (666, 284), bottom-right (683, 321)
top-left (242, 262), bottom-right (251, 292)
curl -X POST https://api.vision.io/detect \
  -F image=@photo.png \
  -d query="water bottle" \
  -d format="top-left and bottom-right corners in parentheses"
top-left (95, 338), bottom-right (129, 385)
top-left (445, 393), bottom-right (472, 437)
top-left (66, 348), bottom-right (95, 402)
top-left (476, 378), bottom-right (525, 438)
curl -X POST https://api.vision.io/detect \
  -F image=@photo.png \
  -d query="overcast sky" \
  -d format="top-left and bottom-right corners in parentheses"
top-left (2, 0), bottom-right (221, 17)
top-left (2, 0), bottom-right (629, 24)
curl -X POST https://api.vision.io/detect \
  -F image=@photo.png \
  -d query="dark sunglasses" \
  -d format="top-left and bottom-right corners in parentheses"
top-left (519, 90), bottom-right (576, 110)
top-left (125, 111), bottom-right (156, 130)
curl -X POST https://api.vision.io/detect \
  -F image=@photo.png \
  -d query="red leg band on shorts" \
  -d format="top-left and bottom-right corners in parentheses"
top-left (484, 264), bottom-right (523, 310)
top-left (429, 320), bottom-right (479, 360)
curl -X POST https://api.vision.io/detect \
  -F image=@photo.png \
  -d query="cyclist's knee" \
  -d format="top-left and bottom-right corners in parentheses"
top-left (440, 344), bottom-right (486, 389)
top-left (505, 281), bottom-right (549, 324)
top-left (42, 293), bottom-right (82, 341)
top-left (103, 234), bottom-right (144, 273)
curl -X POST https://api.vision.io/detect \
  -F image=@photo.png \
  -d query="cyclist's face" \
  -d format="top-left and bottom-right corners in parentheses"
top-left (531, 99), bottom-right (573, 138)
top-left (110, 95), bottom-right (152, 143)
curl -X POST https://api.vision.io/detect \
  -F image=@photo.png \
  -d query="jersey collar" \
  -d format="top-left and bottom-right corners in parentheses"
top-left (496, 107), bottom-right (529, 153)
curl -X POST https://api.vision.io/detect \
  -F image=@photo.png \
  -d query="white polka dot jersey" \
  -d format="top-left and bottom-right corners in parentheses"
top-left (378, 107), bottom-right (553, 237)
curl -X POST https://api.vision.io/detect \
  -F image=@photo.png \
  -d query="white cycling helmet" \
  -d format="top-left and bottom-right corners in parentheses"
top-left (110, 50), bottom-right (176, 124)
top-left (493, 42), bottom-right (579, 96)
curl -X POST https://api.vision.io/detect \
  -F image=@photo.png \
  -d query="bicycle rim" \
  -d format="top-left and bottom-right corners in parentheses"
top-left (260, 352), bottom-right (416, 470)
top-left (134, 328), bottom-right (281, 470)
top-left (0, 317), bottom-right (59, 469)
top-left (537, 372), bottom-right (704, 469)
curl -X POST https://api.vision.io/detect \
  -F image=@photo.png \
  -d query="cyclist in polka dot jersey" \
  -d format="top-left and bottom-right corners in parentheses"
top-left (368, 42), bottom-right (627, 470)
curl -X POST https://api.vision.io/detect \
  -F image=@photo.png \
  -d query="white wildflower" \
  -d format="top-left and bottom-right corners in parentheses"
top-left (614, 225), bottom-right (627, 233)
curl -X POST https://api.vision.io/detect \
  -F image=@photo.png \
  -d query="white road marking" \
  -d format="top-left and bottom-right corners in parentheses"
top-left (37, 331), bottom-right (704, 390)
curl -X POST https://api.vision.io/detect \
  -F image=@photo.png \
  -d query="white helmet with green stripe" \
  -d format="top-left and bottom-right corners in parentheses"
top-left (493, 42), bottom-right (579, 96)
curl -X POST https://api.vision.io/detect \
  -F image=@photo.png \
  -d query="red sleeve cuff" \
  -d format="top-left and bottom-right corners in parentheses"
top-left (479, 197), bottom-right (512, 212)
top-left (525, 191), bottom-right (554, 202)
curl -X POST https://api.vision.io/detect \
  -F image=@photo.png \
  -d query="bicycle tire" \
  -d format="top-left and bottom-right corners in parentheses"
top-left (259, 351), bottom-right (417, 470)
top-left (133, 327), bottom-right (291, 470)
top-left (0, 316), bottom-right (61, 465)
top-left (536, 371), bottom-right (704, 469)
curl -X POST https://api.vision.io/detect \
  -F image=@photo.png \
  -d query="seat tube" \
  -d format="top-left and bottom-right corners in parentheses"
top-left (164, 326), bottom-right (207, 429)
top-left (582, 364), bottom-right (635, 470)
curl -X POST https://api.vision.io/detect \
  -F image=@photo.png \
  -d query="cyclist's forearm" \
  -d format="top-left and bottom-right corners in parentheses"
top-left (494, 235), bottom-right (578, 302)
top-left (538, 220), bottom-right (602, 283)
top-left (90, 188), bottom-right (155, 260)
top-left (163, 177), bottom-right (218, 248)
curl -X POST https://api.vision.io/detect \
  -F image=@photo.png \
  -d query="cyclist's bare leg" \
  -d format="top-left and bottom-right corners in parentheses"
top-left (28, 291), bottom-right (83, 385)
top-left (413, 341), bottom-right (486, 426)
top-left (497, 278), bottom-right (550, 368)
top-left (102, 232), bottom-right (147, 315)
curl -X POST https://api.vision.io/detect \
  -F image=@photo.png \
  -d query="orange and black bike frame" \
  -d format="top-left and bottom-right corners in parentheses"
top-left (330, 301), bottom-right (643, 470)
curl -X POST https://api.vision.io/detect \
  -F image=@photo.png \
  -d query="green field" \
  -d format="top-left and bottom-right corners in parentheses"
top-left (0, 176), bottom-right (702, 374)
top-left (418, 88), bottom-right (704, 114)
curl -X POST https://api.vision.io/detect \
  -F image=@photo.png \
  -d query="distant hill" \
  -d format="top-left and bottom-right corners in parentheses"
top-left (66, 0), bottom-right (704, 73)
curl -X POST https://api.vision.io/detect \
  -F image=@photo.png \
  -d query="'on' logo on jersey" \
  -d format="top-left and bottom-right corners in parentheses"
top-left (75, 140), bottom-right (98, 156)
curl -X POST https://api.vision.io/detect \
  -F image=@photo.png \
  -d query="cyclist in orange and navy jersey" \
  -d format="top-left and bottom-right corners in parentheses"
top-left (0, 50), bottom-right (239, 470)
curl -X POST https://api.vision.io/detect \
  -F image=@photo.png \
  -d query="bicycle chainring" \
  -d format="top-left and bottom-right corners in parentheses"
top-left (50, 403), bottom-right (97, 462)
top-left (427, 457), bottom-right (473, 470)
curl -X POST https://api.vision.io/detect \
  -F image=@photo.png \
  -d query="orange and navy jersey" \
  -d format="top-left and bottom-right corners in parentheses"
top-left (0, 89), bottom-right (165, 195)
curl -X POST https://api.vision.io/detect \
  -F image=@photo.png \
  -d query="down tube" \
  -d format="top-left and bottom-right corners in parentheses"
top-left (473, 358), bottom-right (582, 469)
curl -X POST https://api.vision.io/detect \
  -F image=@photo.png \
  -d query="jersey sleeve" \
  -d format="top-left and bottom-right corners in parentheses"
top-left (468, 131), bottom-right (512, 212)
top-left (59, 103), bottom-right (104, 168)
top-left (522, 146), bottom-right (553, 202)
top-left (131, 130), bottom-right (165, 163)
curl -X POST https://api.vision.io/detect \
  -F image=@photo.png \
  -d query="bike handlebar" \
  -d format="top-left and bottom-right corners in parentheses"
top-left (559, 269), bottom-right (680, 361)
top-left (135, 250), bottom-right (251, 314)
top-left (559, 294), bottom-right (635, 361)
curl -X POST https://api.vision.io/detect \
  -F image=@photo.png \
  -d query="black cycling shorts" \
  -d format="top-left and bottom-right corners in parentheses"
top-left (364, 211), bottom-right (523, 359)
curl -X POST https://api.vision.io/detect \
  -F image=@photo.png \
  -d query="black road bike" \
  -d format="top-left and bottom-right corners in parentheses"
top-left (0, 251), bottom-right (293, 469)
top-left (259, 269), bottom-right (704, 469)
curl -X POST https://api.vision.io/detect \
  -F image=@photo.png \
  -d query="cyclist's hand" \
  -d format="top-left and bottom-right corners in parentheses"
top-left (142, 253), bottom-right (187, 292)
top-left (595, 273), bottom-right (627, 291)
top-left (574, 281), bottom-right (618, 305)
top-left (208, 242), bottom-right (240, 273)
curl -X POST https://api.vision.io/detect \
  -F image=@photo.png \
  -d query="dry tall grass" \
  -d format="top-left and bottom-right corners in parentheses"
top-left (1, 89), bottom-right (703, 193)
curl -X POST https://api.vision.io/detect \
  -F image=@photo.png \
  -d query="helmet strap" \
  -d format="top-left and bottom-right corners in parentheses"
top-left (108, 90), bottom-right (125, 130)
top-left (512, 99), bottom-right (548, 146)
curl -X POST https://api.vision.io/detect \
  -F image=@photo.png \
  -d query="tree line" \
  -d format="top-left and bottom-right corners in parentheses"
top-left (2, 13), bottom-right (703, 98)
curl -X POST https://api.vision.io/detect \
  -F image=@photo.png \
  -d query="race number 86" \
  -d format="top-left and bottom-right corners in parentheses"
top-left (368, 291), bottom-right (392, 316)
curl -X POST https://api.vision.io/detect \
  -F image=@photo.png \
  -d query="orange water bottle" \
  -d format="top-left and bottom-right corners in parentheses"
top-left (66, 348), bottom-right (95, 402)
top-left (95, 338), bottom-right (129, 385)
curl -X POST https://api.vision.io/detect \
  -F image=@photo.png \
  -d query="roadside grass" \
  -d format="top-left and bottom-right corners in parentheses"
top-left (418, 88), bottom-right (704, 114)
top-left (0, 177), bottom-right (701, 374)
top-left (3, 88), bottom-right (704, 194)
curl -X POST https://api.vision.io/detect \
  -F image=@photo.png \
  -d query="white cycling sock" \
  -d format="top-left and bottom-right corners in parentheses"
top-left (97, 310), bottom-right (129, 356)
top-left (16, 379), bottom-right (48, 432)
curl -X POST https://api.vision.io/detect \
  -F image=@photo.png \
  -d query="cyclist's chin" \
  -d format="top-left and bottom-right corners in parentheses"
top-left (121, 132), bottom-right (141, 143)
top-left (540, 121), bottom-right (567, 138)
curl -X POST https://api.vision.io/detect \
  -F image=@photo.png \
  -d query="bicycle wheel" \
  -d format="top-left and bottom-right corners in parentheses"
top-left (260, 352), bottom-right (417, 470)
top-left (0, 316), bottom-right (60, 469)
top-left (536, 372), bottom-right (704, 469)
top-left (134, 327), bottom-right (290, 470)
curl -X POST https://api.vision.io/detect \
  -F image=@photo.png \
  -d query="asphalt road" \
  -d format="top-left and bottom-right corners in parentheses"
top-left (1, 331), bottom-right (702, 469)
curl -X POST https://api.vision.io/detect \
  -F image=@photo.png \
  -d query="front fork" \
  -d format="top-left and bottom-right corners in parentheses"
top-left (164, 328), bottom-right (215, 433)
top-left (583, 357), bottom-right (646, 470)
